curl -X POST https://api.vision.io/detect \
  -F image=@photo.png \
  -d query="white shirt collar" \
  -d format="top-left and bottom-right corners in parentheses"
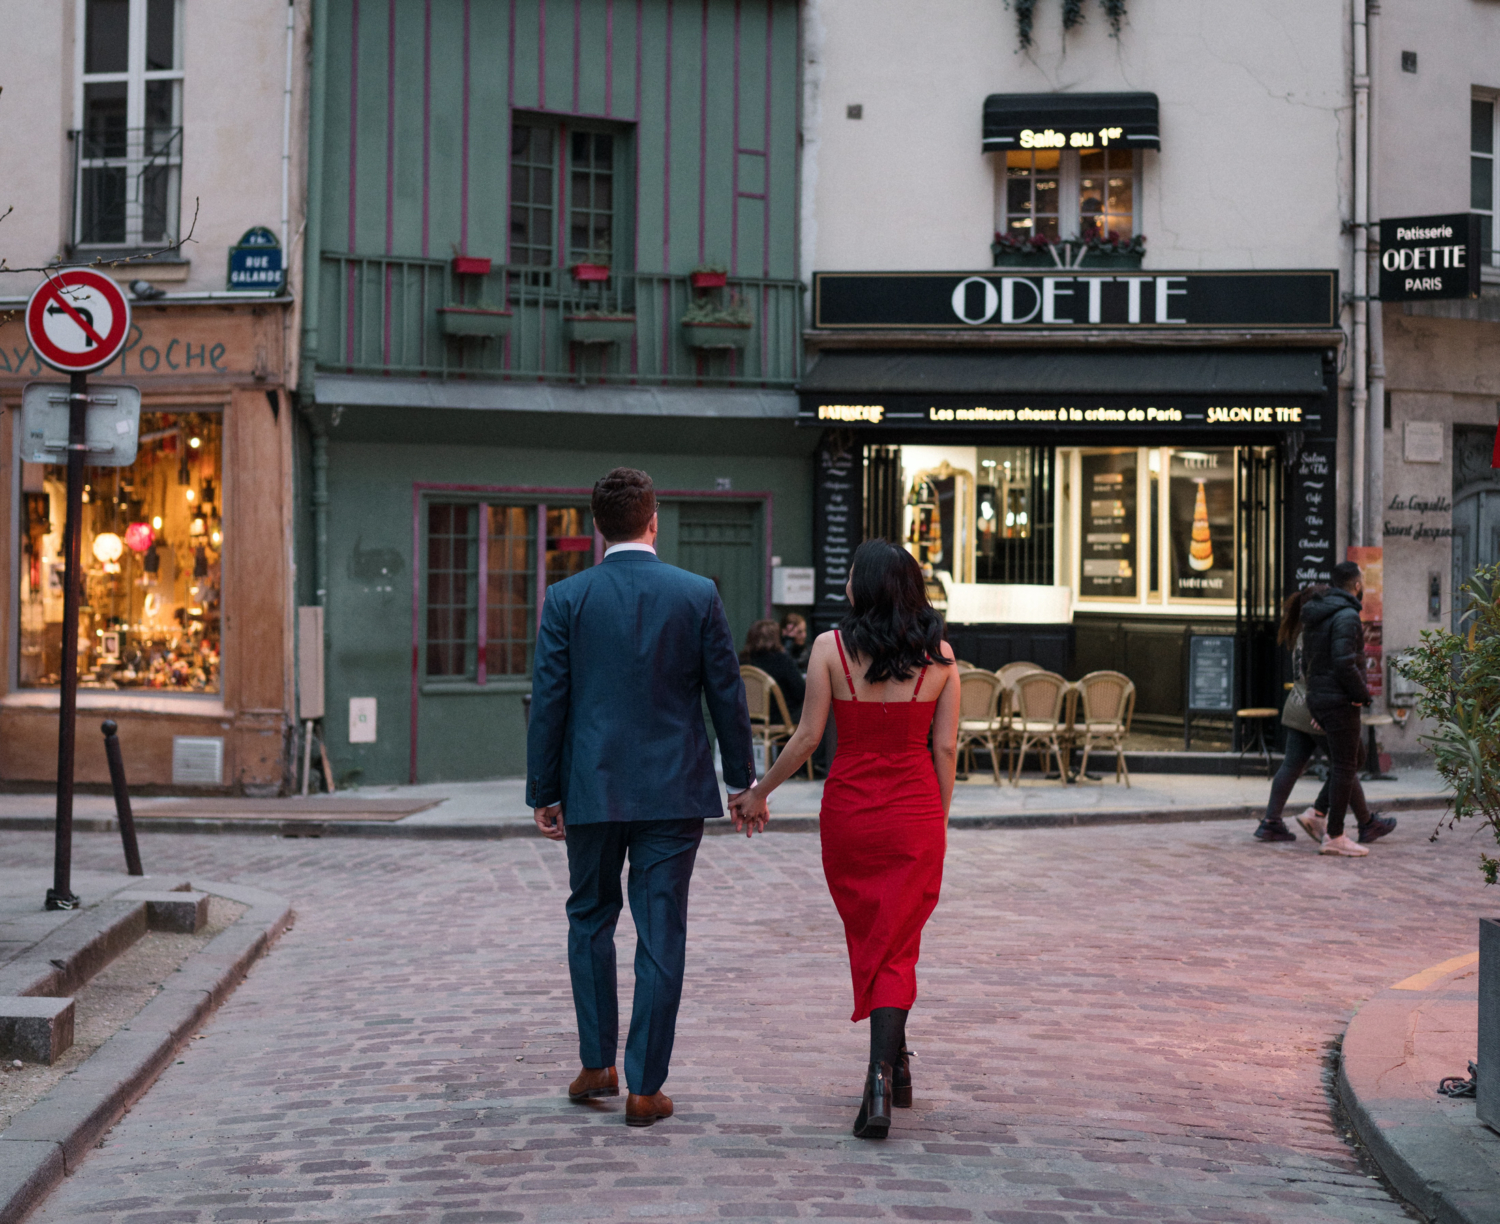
top-left (604, 542), bottom-right (657, 557)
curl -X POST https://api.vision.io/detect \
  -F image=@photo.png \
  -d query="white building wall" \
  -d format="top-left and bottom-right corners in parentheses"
top-left (0, 0), bottom-right (309, 304)
top-left (801, 0), bottom-right (1352, 276)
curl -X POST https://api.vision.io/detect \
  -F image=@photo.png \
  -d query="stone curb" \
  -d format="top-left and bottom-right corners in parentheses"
top-left (0, 879), bottom-right (292, 1224)
top-left (1338, 956), bottom-right (1500, 1224)
top-left (0, 791), bottom-right (1453, 840)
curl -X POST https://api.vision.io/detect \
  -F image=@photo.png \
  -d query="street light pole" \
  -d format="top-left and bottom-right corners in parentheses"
top-left (47, 370), bottom-right (88, 910)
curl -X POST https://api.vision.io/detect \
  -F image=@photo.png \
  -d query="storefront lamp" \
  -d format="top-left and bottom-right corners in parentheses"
top-left (210, 530), bottom-right (222, 546)
top-left (124, 522), bottom-right (155, 553)
top-left (151, 515), bottom-right (163, 530)
top-left (189, 436), bottom-right (202, 449)
top-left (185, 488), bottom-right (196, 503)
top-left (92, 532), bottom-right (124, 564)
top-left (190, 516), bottom-right (207, 537)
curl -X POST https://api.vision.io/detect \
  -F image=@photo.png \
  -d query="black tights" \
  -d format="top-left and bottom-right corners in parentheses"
top-left (1266, 727), bottom-right (1370, 827)
top-left (869, 1007), bottom-right (907, 1067)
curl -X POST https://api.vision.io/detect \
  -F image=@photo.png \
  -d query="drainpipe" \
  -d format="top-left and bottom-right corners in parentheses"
top-left (1350, 0), bottom-right (1370, 548)
top-left (1367, 1), bottom-right (1386, 548)
top-left (300, 0), bottom-right (329, 399)
top-left (310, 420), bottom-right (329, 608)
top-left (281, 1), bottom-right (295, 253)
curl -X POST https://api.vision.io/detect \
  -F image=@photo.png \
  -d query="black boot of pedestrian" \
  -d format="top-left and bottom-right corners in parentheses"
top-left (852, 1061), bottom-right (893, 1138)
top-left (1254, 817), bottom-right (1297, 842)
top-left (892, 1046), bottom-right (914, 1109)
top-left (1358, 813), bottom-right (1397, 844)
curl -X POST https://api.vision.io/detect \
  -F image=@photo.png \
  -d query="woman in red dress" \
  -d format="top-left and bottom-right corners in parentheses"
top-left (733, 540), bottom-right (960, 1138)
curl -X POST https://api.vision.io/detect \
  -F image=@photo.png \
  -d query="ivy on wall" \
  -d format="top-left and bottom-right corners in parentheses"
top-left (1011, 0), bottom-right (1126, 49)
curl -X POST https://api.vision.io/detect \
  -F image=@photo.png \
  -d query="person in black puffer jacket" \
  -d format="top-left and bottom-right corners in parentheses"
top-left (1299, 562), bottom-right (1379, 856)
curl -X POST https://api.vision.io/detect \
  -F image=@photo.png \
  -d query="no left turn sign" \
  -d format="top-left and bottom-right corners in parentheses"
top-left (24, 269), bottom-right (132, 374)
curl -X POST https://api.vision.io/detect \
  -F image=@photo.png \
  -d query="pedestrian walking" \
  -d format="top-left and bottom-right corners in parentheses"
top-left (527, 467), bottom-right (759, 1127)
top-left (1255, 586), bottom-right (1392, 844)
top-left (1298, 561), bottom-right (1397, 857)
top-left (733, 540), bottom-right (961, 1139)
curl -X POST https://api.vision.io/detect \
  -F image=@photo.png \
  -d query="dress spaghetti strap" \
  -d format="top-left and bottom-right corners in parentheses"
top-left (833, 630), bottom-right (857, 699)
top-left (912, 666), bottom-right (928, 699)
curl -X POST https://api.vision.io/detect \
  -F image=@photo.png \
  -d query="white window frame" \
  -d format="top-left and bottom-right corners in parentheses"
top-left (1473, 88), bottom-right (1500, 279)
top-left (995, 149), bottom-right (1142, 243)
top-left (73, 0), bottom-right (185, 249)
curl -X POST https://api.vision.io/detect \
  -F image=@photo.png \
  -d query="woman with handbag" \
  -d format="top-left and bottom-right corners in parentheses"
top-left (1254, 586), bottom-right (1394, 845)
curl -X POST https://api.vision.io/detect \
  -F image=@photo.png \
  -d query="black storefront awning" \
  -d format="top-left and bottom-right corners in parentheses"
top-left (802, 349), bottom-right (1324, 396)
top-left (799, 348), bottom-right (1334, 438)
top-left (982, 91), bottom-right (1160, 152)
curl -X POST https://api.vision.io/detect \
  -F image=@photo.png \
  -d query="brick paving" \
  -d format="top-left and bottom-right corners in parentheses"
top-left (1, 814), bottom-right (1489, 1223)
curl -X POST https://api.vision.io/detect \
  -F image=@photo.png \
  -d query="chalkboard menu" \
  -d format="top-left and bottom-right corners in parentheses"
top-left (1187, 634), bottom-right (1236, 712)
top-left (812, 438), bottom-right (860, 630)
top-left (1079, 451), bottom-right (1136, 598)
top-left (1287, 440), bottom-right (1336, 588)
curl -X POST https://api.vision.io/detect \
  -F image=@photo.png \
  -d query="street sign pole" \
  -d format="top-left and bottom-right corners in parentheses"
top-left (23, 268), bottom-right (134, 912)
top-left (46, 371), bottom-right (89, 910)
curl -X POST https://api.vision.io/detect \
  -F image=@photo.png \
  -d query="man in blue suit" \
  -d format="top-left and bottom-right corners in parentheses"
top-left (527, 467), bottom-right (757, 1127)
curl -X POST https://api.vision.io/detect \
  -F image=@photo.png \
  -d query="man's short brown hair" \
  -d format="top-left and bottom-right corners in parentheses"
top-left (592, 468), bottom-right (657, 542)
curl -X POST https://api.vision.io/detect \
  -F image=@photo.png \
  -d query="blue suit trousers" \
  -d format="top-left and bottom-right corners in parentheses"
top-left (564, 818), bottom-right (704, 1096)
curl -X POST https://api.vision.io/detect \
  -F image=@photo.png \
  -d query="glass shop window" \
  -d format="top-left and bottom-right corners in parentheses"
top-left (998, 148), bottom-right (1139, 242)
top-left (425, 501), bottom-right (594, 682)
top-left (18, 410), bottom-right (222, 692)
top-left (1473, 95), bottom-right (1496, 266)
top-left (976, 447), bottom-right (1053, 585)
top-left (507, 119), bottom-right (629, 270)
top-left (1078, 449), bottom-right (1138, 600)
top-left (1167, 448), bottom-right (1236, 602)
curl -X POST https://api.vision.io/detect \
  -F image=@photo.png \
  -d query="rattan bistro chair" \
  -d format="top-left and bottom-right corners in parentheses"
top-left (956, 669), bottom-right (1005, 784)
top-left (739, 664), bottom-right (813, 780)
top-left (1075, 670), bottom-right (1137, 787)
top-left (1009, 670), bottom-right (1072, 785)
top-left (995, 661), bottom-right (1043, 693)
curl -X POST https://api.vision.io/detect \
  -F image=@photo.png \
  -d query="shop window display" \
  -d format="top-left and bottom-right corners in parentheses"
top-left (1078, 450), bottom-right (1138, 600)
top-left (18, 411), bottom-right (222, 692)
top-left (1168, 449), bottom-right (1236, 601)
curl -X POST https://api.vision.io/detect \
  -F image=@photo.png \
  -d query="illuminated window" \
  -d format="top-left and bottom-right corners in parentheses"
top-left (998, 149), bottom-right (1139, 243)
top-left (18, 410), bottom-right (221, 692)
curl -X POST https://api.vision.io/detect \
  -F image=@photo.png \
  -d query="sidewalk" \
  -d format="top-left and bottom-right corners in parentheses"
top-left (0, 767), bottom-right (1449, 837)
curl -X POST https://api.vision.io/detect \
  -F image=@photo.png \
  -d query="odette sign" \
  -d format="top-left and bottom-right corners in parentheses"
top-left (24, 269), bottom-right (132, 373)
top-left (1378, 212), bottom-right (1481, 302)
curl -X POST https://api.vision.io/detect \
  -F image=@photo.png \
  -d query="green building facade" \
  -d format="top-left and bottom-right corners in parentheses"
top-left (300, 0), bottom-right (808, 785)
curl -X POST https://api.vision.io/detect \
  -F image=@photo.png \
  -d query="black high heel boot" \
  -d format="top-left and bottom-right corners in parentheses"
top-left (852, 1061), bottom-right (893, 1138)
top-left (892, 1046), bottom-right (913, 1108)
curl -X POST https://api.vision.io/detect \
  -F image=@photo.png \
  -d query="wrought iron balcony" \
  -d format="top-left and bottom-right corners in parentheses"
top-left (316, 253), bottom-right (803, 386)
top-left (71, 126), bottom-right (183, 249)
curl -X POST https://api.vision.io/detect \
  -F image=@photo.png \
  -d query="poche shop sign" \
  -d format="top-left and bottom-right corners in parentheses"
top-left (1378, 213), bottom-right (1480, 302)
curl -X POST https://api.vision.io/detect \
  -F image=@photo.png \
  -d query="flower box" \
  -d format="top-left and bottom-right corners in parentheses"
top-left (990, 245), bottom-right (1145, 270)
top-left (690, 270), bottom-right (729, 289)
top-left (681, 320), bottom-right (751, 350)
top-left (437, 306), bottom-right (512, 338)
top-left (571, 262), bottom-right (612, 282)
top-left (451, 256), bottom-right (492, 276)
top-left (564, 313), bottom-right (636, 345)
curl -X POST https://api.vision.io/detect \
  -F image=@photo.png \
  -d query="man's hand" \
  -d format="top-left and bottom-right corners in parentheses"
top-left (534, 804), bottom-right (566, 841)
top-left (729, 787), bottom-right (769, 837)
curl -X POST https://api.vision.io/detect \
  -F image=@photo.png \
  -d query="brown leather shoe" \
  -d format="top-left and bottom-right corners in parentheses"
top-left (567, 1066), bottom-right (618, 1101)
top-left (625, 1091), bottom-right (673, 1127)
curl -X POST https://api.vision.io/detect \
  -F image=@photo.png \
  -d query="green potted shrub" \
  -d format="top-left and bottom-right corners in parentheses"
top-left (680, 293), bottom-right (753, 349)
top-left (1396, 562), bottom-right (1500, 1128)
top-left (564, 311), bottom-right (636, 346)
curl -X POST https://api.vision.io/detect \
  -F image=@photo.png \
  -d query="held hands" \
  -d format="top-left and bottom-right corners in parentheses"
top-left (534, 804), bottom-right (566, 841)
top-left (728, 786), bottom-right (769, 837)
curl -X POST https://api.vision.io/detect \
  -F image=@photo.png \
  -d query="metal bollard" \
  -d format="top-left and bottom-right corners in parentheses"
top-left (100, 721), bottom-right (144, 876)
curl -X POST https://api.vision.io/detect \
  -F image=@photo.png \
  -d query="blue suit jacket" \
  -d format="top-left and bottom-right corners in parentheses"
top-left (525, 549), bottom-right (755, 823)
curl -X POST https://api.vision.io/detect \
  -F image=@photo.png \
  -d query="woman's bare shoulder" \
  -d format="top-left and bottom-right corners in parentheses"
top-left (936, 639), bottom-right (956, 661)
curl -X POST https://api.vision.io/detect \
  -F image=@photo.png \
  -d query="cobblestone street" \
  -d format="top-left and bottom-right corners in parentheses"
top-left (2, 815), bottom-right (1490, 1223)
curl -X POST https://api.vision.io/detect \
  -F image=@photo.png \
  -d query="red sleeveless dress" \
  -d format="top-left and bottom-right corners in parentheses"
top-left (821, 632), bottom-right (947, 1022)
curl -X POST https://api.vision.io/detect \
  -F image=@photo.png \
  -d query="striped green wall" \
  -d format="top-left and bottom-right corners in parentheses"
top-left (314, 0), bottom-right (800, 280)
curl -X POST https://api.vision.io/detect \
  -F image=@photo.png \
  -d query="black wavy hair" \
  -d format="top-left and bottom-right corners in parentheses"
top-left (838, 539), bottom-right (951, 683)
